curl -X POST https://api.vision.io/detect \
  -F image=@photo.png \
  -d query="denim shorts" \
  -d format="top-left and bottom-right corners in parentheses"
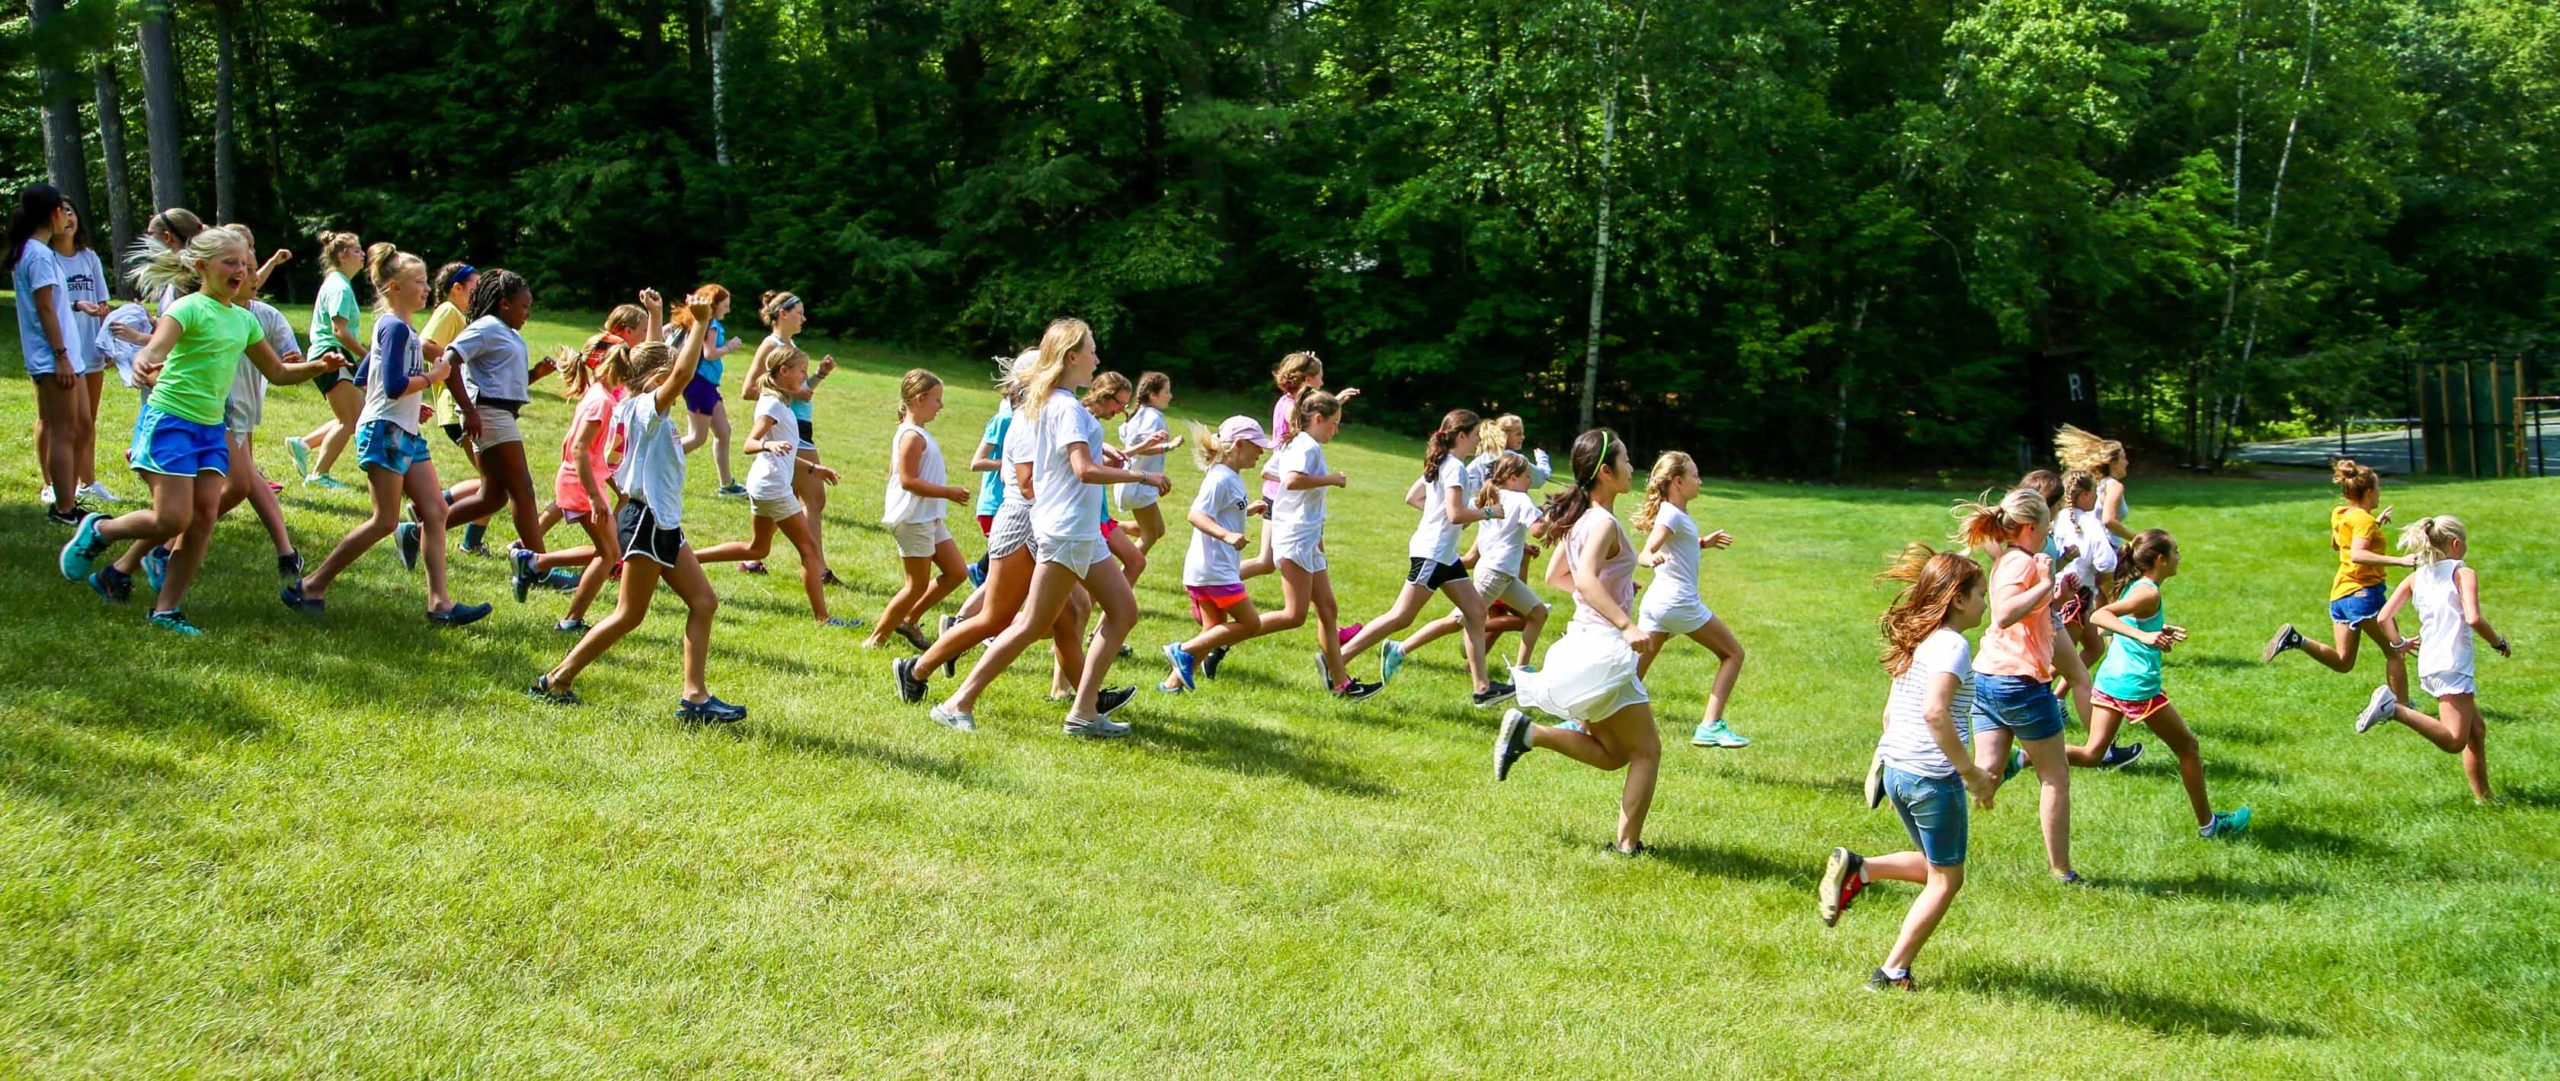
top-left (1885, 766), bottom-right (1969, 867)
top-left (1971, 672), bottom-right (2066, 741)
top-left (2329, 583), bottom-right (2387, 627)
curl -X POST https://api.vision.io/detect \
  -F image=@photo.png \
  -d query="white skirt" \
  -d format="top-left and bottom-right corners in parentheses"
top-left (1517, 623), bottom-right (1650, 722)
top-left (1637, 587), bottom-right (1712, 636)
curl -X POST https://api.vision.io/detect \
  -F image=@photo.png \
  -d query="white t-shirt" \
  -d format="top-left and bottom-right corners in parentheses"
top-left (613, 390), bottom-right (689, 527)
top-left (99, 303), bottom-right (155, 386)
top-left (1269, 432), bottom-right (1330, 546)
top-left (355, 318), bottom-right (425, 433)
top-left (1477, 489), bottom-right (1542, 578)
top-left (1183, 464), bottom-right (1251, 587)
top-left (2054, 506), bottom-right (2117, 588)
top-left (228, 301), bottom-right (302, 429)
top-left (999, 403), bottom-right (1036, 508)
top-left (60, 247), bottom-right (106, 370)
top-left (1407, 455), bottom-right (1476, 563)
top-left (1118, 404), bottom-right (1168, 500)
top-left (1876, 628), bottom-right (1978, 779)
top-left (1028, 390), bottom-right (1103, 541)
top-left (743, 395), bottom-right (798, 502)
top-left (447, 314), bottom-right (531, 406)
top-left (882, 420), bottom-right (947, 525)
top-left (12, 240), bottom-right (72, 372)
top-left (2411, 559), bottom-right (2474, 682)
top-left (1642, 505), bottom-right (1703, 605)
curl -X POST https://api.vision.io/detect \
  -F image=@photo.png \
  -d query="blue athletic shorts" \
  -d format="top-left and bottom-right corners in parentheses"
top-left (354, 420), bottom-right (431, 475)
top-left (129, 405), bottom-right (230, 477)
top-left (1885, 766), bottom-right (1969, 866)
top-left (1971, 672), bottom-right (2066, 741)
top-left (2329, 583), bottom-right (2387, 627)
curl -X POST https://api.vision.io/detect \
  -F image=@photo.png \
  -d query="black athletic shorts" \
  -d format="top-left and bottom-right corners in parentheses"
top-left (615, 499), bottom-right (687, 568)
top-left (1406, 557), bottom-right (1469, 590)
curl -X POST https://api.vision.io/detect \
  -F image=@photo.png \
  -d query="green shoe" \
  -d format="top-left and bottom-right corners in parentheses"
top-left (148, 609), bottom-right (206, 636)
top-left (2200, 806), bottom-right (2252, 839)
top-left (308, 473), bottom-right (352, 492)
top-left (1692, 719), bottom-right (1751, 748)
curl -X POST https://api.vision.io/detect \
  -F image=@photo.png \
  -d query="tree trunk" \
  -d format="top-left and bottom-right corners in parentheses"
top-left (29, 0), bottom-right (93, 216)
top-left (138, 0), bottom-right (186, 213)
top-left (2214, 0), bottom-right (2319, 468)
top-left (708, 0), bottom-right (730, 166)
top-left (94, 58), bottom-right (135, 290)
top-left (214, 0), bottom-right (240, 223)
top-left (1577, 75), bottom-right (1617, 433)
top-left (251, 0), bottom-right (294, 235)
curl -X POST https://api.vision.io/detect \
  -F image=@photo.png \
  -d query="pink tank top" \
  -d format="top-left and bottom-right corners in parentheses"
top-left (1261, 392), bottom-right (1295, 499)
top-left (1569, 508), bottom-right (1636, 630)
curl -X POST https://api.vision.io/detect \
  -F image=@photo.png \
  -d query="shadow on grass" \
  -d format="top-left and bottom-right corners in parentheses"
top-left (2484, 785), bottom-right (2560, 810)
top-left (0, 723), bottom-right (187, 818)
top-left (1135, 713), bottom-right (1394, 799)
top-left (1640, 839), bottom-right (1806, 887)
top-left (1712, 765), bottom-right (1864, 801)
top-left (2096, 871), bottom-right (2328, 903)
top-left (1950, 960), bottom-right (2318, 1039)
top-left (739, 725), bottom-right (1018, 791)
top-left (2240, 818), bottom-right (2391, 860)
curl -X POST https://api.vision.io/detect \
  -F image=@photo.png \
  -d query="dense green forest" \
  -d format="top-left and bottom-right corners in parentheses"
top-left (6, 0), bottom-right (2557, 473)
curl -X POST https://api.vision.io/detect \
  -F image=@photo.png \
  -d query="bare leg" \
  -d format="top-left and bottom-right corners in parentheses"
top-left (148, 473), bottom-right (226, 613)
top-left (944, 561), bottom-right (1083, 715)
top-left (404, 462), bottom-right (458, 612)
top-left (2066, 706), bottom-right (2129, 768)
top-left (2388, 693), bottom-right (2491, 801)
top-left (308, 382), bottom-right (362, 477)
top-left (910, 548), bottom-right (1034, 692)
top-left (299, 465), bottom-right (405, 597)
top-left (2142, 704), bottom-right (2215, 827)
top-left (660, 545), bottom-right (721, 700)
top-left (774, 513), bottom-right (831, 622)
top-left (546, 556), bottom-right (663, 692)
top-left (1687, 617), bottom-right (1746, 724)
top-left (1341, 582), bottom-right (1433, 663)
top-left (1128, 502), bottom-right (1166, 585)
top-left (1521, 703), bottom-right (1660, 848)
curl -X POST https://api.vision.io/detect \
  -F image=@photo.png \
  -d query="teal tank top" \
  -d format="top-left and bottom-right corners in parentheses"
top-left (2093, 578), bottom-right (2165, 700)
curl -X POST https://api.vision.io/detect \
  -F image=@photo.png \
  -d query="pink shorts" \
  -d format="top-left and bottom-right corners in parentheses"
top-left (555, 472), bottom-right (593, 517)
top-left (1186, 583), bottom-right (1248, 622)
top-left (1102, 518), bottom-right (1121, 539)
top-left (2092, 689), bottom-right (2170, 721)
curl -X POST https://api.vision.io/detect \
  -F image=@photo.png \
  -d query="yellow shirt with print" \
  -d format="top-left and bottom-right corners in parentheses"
top-left (2330, 505), bottom-right (2385, 600)
top-left (422, 301), bottom-right (469, 422)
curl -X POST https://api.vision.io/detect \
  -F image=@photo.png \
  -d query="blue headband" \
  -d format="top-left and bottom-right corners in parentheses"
top-left (452, 263), bottom-right (477, 283)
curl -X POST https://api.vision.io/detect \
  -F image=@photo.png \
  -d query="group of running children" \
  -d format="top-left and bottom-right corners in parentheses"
top-left (10, 184), bottom-right (2517, 990)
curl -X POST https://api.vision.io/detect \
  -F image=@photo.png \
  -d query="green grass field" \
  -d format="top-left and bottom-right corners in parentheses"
top-left (3, 302), bottom-right (2556, 1076)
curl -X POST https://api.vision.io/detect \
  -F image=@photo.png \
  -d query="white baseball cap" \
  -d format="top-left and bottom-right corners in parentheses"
top-left (1218, 416), bottom-right (1274, 448)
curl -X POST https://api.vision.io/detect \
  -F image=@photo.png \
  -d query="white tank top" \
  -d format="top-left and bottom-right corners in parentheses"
top-left (881, 421), bottom-right (946, 525)
top-left (2411, 559), bottom-right (2473, 680)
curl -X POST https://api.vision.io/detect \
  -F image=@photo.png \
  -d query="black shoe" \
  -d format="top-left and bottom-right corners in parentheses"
top-left (893, 657), bottom-right (927, 704)
top-left (677, 694), bottom-right (747, 724)
top-left (280, 579), bottom-right (325, 620)
top-left (1338, 679), bottom-right (1384, 701)
top-left (2100, 742), bottom-right (2145, 770)
top-left (1472, 681), bottom-right (1516, 708)
top-left (527, 676), bottom-right (582, 706)
top-left (45, 505), bottom-right (85, 527)
top-left (1095, 685), bottom-right (1136, 716)
top-left (1203, 645), bottom-right (1229, 681)
top-left (1866, 967), bottom-right (1914, 992)
top-left (277, 550), bottom-right (304, 579)
top-left (88, 566), bottom-right (132, 604)
top-left (1604, 842), bottom-right (1645, 858)
top-left (511, 547), bottom-right (539, 603)
top-left (427, 602), bottom-right (492, 627)
top-left (1493, 708), bottom-right (1533, 781)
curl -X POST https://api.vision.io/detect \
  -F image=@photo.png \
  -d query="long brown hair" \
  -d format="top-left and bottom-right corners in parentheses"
top-left (1422, 409), bottom-right (1481, 483)
top-left (1632, 450), bottom-right (1694, 534)
top-left (1950, 487), bottom-right (2050, 553)
top-left (1877, 543), bottom-right (1985, 677)
top-left (1533, 428), bottom-right (1623, 545)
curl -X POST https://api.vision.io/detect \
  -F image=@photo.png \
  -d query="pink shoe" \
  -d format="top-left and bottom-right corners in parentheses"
top-left (1337, 622), bottom-right (1364, 646)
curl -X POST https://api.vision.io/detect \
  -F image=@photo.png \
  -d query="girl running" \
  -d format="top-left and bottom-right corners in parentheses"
top-left (166, 224), bottom-right (303, 581)
top-left (1953, 487), bottom-right (2078, 883)
top-left (868, 369), bottom-right (971, 648)
top-left (2262, 458), bottom-right (2415, 704)
top-left (1630, 450), bottom-right (1750, 748)
top-left (740, 291), bottom-right (838, 577)
top-left (2354, 515), bottom-right (2510, 803)
top-left (1342, 409), bottom-right (1511, 706)
top-left (893, 351), bottom-right (1098, 718)
top-left (519, 290), bottom-right (658, 633)
top-left (58, 226), bottom-right (342, 633)
top-left (1117, 371), bottom-right (1175, 582)
top-left (1241, 351), bottom-right (1358, 580)
top-left (2054, 424), bottom-right (2133, 544)
top-left (1159, 416), bottom-right (1276, 692)
top-left (279, 244), bottom-right (492, 626)
top-left (9, 184), bottom-right (89, 524)
top-left (1392, 450), bottom-right (1549, 675)
top-left (670, 284), bottom-right (744, 496)
top-left (1490, 428), bottom-right (1660, 856)
top-left (2053, 469), bottom-right (2119, 668)
top-left (282, 229), bottom-right (371, 491)
top-left (1469, 414), bottom-right (1553, 488)
top-left (2020, 468), bottom-right (2116, 766)
top-left (438, 269), bottom-right (561, 570)
top-left (2064, 529), bottom-right (2251, 837)
top-left (1081, 372), bottom-right (1159, 586)
top-left (529, 296), bottom-right (748, 723)
top-left (1817, 544), bottom-right (1998, 992)
top-left (924, 319), bottom-right (1168, 736)
top-left (684, 345), bottom-right (856, 629)
top-left (422, 262), bottom-right (483, 539)
top-left (1258, 390), bottom-right (1378, 698)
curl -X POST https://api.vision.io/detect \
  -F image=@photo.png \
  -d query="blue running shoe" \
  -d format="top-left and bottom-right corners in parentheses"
top-left (1692, 720), bottom-right (1751, 748)
top-left (427, 602), bottom-right (492, 627)
top-left (58, 512), bottom-right (105, 580)
top-left (511, 547), bottom-right (539, 602)
top-left (143, 546), bottom-right (171, 595)
top-left (89, 566), bottom-right (132, 604)
top-left (1380, 639), bottom-right (1407, 685)
top-left (967, 557), bottom-right (986, 588)
top-left (677, 694), bottom-right (747, 724)
top-left (280, 579), bottom-right (325, 620)
top-left (395, 521), bottom-right (423, 571)
top-left (1165, 642), bottom-right (1197, 692)
top-left (148, 609), bottom-right (205, 636)
top-left (2200, 806), bottom-right (2252, 839)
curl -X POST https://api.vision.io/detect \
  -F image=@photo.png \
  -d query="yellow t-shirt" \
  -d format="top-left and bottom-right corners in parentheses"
top-left (422, 301), bottom-right (469, 421)
top-left (2330, 505), bottom-right (2385, 600)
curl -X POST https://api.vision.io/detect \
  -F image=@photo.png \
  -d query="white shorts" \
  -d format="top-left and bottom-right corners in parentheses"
top-left (469, 403), bottom-right (525, 451)
top-left (1119, 480), bottom-right (1159, 510)
top-left (1637, 590), bottom-right (1713, 636)
top-left (2421, 670), bottom-right (2477, 698)
top-left (1276, 531), bottom-right (1326, 574)
top-left (890, 517), bottom-right (951, 558)
top-left (987, 501), bottom-right (1034, 559)
top-left (1035, 532), bottom-right (1112, 577)
top-left (1516, 623), bottom-right (1650, 722)
top-left (1473, 567), bottom-right (1544, 613)
top-left (750, 492), bottom-right (803, 521)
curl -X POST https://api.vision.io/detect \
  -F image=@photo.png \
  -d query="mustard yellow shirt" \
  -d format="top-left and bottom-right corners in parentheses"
top-left (2330, 505), bottom-right (2386, 600)
top-left (422, 301), bottom-right (469, 421)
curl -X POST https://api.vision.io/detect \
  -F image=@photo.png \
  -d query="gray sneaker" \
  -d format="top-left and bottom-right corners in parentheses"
top-left (1063, 714), bottom-right (1131, 739)
top-left (927, 703), bottom-right (977, 733)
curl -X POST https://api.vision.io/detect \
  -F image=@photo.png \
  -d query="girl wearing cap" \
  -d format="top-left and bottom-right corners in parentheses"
top-left (1159, 415), bottom-right (1275, 692)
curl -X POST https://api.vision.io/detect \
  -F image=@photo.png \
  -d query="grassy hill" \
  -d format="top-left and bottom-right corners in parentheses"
top-left (3, 301), bottom-right (2556, 1075)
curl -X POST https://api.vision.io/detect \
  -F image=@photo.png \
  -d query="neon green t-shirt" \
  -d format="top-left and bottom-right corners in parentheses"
top-left (151, 292), bottom-right (267, 426)
top-left (309, 271), bottom-right (361, 358)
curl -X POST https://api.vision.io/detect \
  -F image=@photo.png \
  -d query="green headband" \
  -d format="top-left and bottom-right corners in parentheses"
top-left (1580, 432), bottom-right (1614, 490)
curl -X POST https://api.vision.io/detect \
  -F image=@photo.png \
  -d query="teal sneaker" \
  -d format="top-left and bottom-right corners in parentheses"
top-left (307, 473), bottom-right (352, 492)
top-left (2200, 806), bottom-right (2253, 839)
top-left (58, 511), bottom-right (106, 580)
top-left (148, 609), bottom-right (205, 636)
top-left (143, 546), bottom-right (171, 595)
top-left (281, 436), bottom-right (312, 481)
top-left (1691, 720), bottom-right (1751, 748)
top-left (1380, 639), bottom-right (1407, 685)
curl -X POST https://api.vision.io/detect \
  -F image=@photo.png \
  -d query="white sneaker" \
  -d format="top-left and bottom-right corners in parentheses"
top-left (80, 481), bottom-right (120, 504)
top-left (39, 484), bottom-right (55, 504)
top-left (1062, 714), bottom-right (1130, 739)
top-left (928, 703), bottom-right (978, 733)
top-left (2355, 685), bottom-right (2399, 734)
